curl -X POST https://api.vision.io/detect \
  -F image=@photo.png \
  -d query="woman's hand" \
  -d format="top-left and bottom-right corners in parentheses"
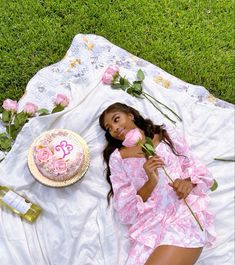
top-left (143, 155), bottom-right (164, 179)
top-left (169, 178), bottom-right (196, 200)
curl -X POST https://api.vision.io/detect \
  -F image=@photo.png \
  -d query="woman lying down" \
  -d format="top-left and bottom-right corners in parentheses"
top-left (99, 102), bottom-right (216, 265)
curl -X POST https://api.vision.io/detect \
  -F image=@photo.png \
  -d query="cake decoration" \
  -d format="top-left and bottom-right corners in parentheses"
top-left (28, 129), bottom-right (89, 187)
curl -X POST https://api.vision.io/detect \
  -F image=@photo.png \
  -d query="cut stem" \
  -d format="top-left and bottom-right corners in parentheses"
top-left (214, 157), bottom-right (235, 162)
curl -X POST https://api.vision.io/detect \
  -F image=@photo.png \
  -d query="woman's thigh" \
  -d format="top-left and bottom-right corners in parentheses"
top-left (145, 245), bottom-right (203, 265)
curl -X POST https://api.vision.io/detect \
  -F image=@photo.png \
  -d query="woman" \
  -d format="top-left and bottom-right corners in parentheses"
top-left (99, 102), bottom-right (215, 265)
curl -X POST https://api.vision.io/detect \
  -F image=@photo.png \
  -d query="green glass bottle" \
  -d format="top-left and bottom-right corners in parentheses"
top-left (0, 186), bottom-right (42, 222)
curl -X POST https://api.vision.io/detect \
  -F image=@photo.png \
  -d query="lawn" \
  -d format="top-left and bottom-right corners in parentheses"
top-left (0, 0), bottom-right (234, 105)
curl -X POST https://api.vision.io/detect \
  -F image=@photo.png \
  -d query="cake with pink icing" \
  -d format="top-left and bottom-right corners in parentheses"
top-left (33, 130), bottom-right (85, 181)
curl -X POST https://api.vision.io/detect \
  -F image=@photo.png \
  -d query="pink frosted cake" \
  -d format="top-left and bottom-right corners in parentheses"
top-left (32, 130), bottom-right (86, 182)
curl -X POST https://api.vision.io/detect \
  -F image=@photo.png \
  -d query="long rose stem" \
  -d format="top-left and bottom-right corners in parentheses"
top-left (142, 94), bottom-right (176, 124)
top-left (143, 92), bottom-right (182, 121)
top-left (162, 167), bottom-right (174, 182)
top-left (8, 112), bottom-right (13, 140)
top-left (183, 199), bottom-right (204, 231)
top-left (162, 167), bottom-right (204, 231)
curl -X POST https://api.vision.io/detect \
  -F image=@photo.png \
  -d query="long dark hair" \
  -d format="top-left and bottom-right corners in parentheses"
top-left (99, 102), bottom-right (178, 204)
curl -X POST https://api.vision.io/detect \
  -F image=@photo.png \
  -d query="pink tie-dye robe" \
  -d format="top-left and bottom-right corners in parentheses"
top-left (109, 126), bottom-right (216, 265)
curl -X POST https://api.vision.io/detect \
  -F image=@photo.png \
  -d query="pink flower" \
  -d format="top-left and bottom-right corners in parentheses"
top-left (122, 128), bottom-right (143, 147)
top-left (102, 65), bottom-right (119, 85)
top-left (24, 102), bottom-right (38, 116)
top-left (53, 159), bottom-right (67, 174)
top-left (2, 99), bottom-right (18, 113)
top-left (36, 147), bottom-right (52, 163)
top-left (54, 94), bottom-right (69, 107)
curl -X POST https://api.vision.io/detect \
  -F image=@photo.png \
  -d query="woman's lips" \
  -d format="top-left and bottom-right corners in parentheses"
top-left (117, 128), bottom-right (126, 138)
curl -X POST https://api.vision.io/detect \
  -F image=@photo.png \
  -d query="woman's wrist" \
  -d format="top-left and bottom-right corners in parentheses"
top-left (147, 172), bottom-right (158, 184)
top-left (137, 173), bottom-right (158, 202)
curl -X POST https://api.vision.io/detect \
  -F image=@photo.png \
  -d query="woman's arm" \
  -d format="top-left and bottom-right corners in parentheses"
top-left (137, 173), bottom-right (158, 202)
top-left (138, 156), bottom-right (164, 202)
top-left (109, 151), bottom-right (159, 224)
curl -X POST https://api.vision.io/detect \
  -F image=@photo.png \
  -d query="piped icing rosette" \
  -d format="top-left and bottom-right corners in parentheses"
top-left (33, 130), bottom-right (84, 181)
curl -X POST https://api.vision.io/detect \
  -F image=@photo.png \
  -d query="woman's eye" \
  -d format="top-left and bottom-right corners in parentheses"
top-left (114, 117), bottom-right (119, 122)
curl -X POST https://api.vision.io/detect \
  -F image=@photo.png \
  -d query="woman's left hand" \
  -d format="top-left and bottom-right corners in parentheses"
top-left (168, 178), bottom-right (195, 200)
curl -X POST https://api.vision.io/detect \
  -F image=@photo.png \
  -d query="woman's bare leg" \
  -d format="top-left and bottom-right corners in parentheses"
top-left (145, 245), bottom-right (203, 265)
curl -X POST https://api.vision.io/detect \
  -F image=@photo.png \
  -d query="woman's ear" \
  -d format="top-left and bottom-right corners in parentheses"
top-left (128, 113), bottom-right (134, 121)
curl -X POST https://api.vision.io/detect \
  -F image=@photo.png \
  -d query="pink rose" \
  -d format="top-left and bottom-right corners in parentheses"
top-left (24, 102), bottom-right (38, 116)
top-left (102, 65), bottom-right (119, 85)
top-left (122, 128), bottom-right (143, 147)
top-left (105, 65), bottom-right (119, 76)
top-left (54, 94), bottom-right (69, 107)
top-left (36, 147), bottom-right (52, 163)
top-left (53, 159), bottom-right (67, 174)
top-left (2, 99), bottom-right (18, 113)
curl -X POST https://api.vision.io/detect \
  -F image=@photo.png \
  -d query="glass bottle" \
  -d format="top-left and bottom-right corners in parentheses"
top-left (0, 186), bottom-right (42, 222)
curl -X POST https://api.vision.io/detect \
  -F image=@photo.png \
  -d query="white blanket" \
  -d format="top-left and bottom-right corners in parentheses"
top-left (0, 34), bottom-right (234, 265)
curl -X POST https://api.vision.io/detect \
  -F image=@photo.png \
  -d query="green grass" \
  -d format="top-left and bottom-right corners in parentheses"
top-left (0, 0), bottom-right (234, 104)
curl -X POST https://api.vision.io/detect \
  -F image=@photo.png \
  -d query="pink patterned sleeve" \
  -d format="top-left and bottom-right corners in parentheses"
top-left (168, 127), bottom-right (214, 194)
top-left (109, 150), bottom-right (155, 225)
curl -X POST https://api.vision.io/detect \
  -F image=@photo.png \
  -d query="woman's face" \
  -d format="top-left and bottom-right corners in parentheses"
top-left (103, 111), bottom-right (137, 141)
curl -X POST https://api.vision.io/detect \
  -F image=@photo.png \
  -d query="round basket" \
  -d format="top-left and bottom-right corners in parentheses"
top-left (28, 129), bottom-right (90, 187)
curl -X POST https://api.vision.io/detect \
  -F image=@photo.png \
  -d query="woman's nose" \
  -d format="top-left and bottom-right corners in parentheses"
top-left (110, 124), bottom-right (119, 134)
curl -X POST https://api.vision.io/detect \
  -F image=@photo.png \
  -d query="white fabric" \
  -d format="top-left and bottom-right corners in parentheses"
top-left (0, 34), bottom-right (234, 265)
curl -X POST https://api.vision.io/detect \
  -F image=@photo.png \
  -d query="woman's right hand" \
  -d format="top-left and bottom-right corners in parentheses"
top-left (143, 155), bottom-right (164, 179)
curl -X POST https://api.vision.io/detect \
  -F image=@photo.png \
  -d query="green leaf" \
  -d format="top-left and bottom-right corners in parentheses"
top-left (131, 92), bottom-right (143, 98)
top-left (127, 83), bottom-right (143, 97)
top-left (126, 87), bottom-right (132, 94)
top-left (210, 179), bottom-right (218, 191)
top-left (38, 108), bottom-right (50, 116)
top-left (112, 78), bottom-right (130, 91)
top-left (145, 137), bottom-right (154, 146)
top-left (137, 69), bottom-right (145, 81)
top-left (123, 78), bottom-right (129, 86)
top-left (122, 85), bottom-right (130, 91)
top-left (142, 146), bottom-right (155, 157)
top-left (0, 137), bottom-right (12, 151)
top-left (127, 88), bottom-right (138, 97)
top-left (133, 80), bottom-right (142, 84)
top-left (133, 83), bottom-right (143, 94)
top-left (132, 82), bottom-right (142, 89)
top-left (52, 105), bottom-right (64, 113)
top-left (111, 83), bottom-right (122, 89)
top-left (2, 110), bottom-right (11, 122)
top-left (144, 143), bottom-right (155, 152)
top-left (14, 111), bottom-right (28, 129)
top-left (148, 150), bottom-right (155, 156)
top-left (0, 132), bottom-right (8, 138)
top-left (120, 77), bottom-right (125, 85)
